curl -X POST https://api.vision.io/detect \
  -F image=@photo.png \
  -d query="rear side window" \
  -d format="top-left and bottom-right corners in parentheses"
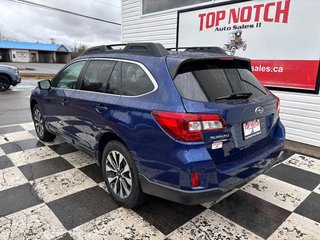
top-left (81, 60), bottom-right (116, 93)
top-left (174, 67), bottom-right (267, 102)
top-left (121, 62), bottom-right (154, 96)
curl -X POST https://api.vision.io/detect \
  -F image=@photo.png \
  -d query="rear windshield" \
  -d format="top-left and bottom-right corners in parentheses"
top-left (174, 68), bottom-right (267, 102)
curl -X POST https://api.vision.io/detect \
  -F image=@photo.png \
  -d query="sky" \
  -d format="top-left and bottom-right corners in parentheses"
top-left (0, 0), bottom-right (122, 49)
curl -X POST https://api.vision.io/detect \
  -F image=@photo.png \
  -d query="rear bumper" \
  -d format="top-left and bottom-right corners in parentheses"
top-left (139, 149), bottom-right (284, 205)
top-left (139, 173), bottom-right (224, 205)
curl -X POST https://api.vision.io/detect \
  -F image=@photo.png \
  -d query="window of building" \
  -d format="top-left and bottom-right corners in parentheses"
top-left (142, 0), bottom-right (211, 14)
top-left (52, 61), bottom-right (86, 89)
top-left (81, 60), bottom-right (116, 93)
top-left (121, 62), bottom-right (155, 96)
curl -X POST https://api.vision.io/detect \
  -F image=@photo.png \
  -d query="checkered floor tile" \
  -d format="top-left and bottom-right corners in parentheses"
top-left (0, 122), bottom-right (320, 240)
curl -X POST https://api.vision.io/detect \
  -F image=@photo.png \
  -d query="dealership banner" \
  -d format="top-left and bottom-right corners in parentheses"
top-left (177, 0), bottom-right (320, 91)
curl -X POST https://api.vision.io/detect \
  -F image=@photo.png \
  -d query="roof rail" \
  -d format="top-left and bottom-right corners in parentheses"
top-left (80, 42), bottom-right (168, 57)
top-left (80, 44), bottom-right (126, 55)
top-left (124, 42), bottom-right (168, 57)
top-left (167, 46), bottom-right (227, 55)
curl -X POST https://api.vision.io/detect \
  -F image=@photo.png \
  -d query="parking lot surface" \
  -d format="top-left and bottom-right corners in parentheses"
top-left (0, 122), bottom-right (319, 239)
top-left (0, 79), bottom-right (37, 126)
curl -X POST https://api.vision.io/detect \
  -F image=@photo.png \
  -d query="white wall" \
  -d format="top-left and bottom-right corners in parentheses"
top-left (122, 0), bottom-right (320, 147)
top-left (122, 0), bottom-right (180, 48)
top-left (10, 49), bottom-right (30, 63)
top-left (273, 91), bottom-right (320, 147)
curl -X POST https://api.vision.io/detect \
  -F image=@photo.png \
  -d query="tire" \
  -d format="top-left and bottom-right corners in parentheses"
top-left (0, 75), bottom-right (10, 91)
top-left (231, 47), bottom-right (236, 55)
top-left (102, 141), bottom-right (145, 208)
top-left (32, 104), bottom-right (56, 142)
top-left (243, 43), bottom-right (247, 51)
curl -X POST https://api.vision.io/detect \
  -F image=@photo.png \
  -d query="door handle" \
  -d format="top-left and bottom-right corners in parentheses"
top-left (95, 104), bottom-right (108, 113)
top-left (61, 99), bottom-right (69, 105)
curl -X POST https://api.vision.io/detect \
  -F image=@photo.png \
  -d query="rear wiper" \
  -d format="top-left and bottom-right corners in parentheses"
top-left (215, 92), bottom-right (252, 101)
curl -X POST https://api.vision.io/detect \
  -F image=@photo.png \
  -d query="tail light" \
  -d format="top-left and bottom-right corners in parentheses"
top-left (152, 110), bottom-right (226, 142)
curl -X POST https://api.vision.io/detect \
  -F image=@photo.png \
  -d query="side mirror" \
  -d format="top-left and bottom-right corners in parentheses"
top-left (38, 80), bottom-right (51, 90)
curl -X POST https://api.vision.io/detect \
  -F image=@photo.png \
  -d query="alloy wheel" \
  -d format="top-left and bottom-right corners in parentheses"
top-left (34, 108), bottom-right (44, 137)
top-left (0, 79), bottom-right (9, 91)
top-left (105, 150), bottom-right (132, 199)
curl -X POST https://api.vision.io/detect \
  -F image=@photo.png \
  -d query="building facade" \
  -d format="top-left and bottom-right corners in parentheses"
top-left (0, 40), bottom-right (71, 63)
top-left (122, 0), bottom-right (320, 147)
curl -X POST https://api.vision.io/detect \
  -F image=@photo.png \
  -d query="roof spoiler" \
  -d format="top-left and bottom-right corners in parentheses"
top-left (168, 57), bottom-right (252, 79)
top-left (167, 46), bottom-right (227, 55)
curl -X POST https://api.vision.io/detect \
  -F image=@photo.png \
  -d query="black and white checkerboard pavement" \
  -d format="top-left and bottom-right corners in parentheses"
top-left (0, 122), bottom-right (319, 240)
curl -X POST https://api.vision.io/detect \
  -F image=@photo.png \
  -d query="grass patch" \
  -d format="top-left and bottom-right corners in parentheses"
top-left (20, 73), bottom-right (55, 79)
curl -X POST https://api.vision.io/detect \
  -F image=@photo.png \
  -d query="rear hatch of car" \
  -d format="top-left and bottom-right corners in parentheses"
top-left (172, 58), bottom-right (280, 167)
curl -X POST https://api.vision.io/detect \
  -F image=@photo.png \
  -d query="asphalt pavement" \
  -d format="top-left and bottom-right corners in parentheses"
top-left (0, 79), bottom-right (38, 126)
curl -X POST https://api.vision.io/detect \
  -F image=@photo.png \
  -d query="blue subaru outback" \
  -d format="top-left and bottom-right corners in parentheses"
top-left (30, 43), bottom-right (285, 208)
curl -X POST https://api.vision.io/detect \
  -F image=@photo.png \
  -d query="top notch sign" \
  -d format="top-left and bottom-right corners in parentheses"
top-left (198, 0), bottom-right (291, 31)
top-left (177, 0), bottom-right (320, 91)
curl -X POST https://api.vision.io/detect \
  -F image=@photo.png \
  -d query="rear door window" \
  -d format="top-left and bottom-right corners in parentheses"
top-left (106, 61), bottom-right (121, 95)
top-left (174, 67), bottom-right (267, 102)
top-left (81, 60), bottom-right (116, 93)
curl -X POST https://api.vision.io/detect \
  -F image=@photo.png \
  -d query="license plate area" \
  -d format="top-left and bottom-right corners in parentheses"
top-left (243, 119), bottom-right (261, 140)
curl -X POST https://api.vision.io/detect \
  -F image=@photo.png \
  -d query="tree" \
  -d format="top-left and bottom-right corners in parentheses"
top-left (0, 33), bottom-right (16, 41)
top-left (71, 44), bottom-right (87, 59)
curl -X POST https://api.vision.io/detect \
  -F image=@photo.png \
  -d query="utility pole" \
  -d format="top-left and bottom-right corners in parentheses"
top-left (49, 38), bottom-right (55, 44)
